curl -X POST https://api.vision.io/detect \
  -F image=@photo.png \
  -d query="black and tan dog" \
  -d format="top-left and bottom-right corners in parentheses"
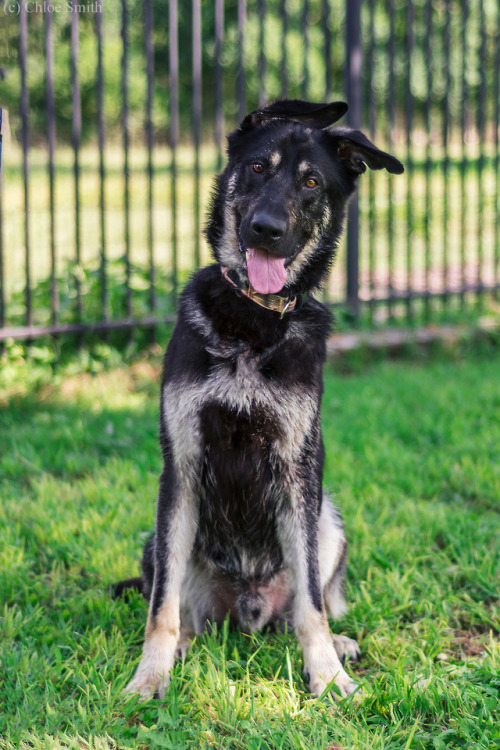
top-left (119, 100), bottom-right (403, 699)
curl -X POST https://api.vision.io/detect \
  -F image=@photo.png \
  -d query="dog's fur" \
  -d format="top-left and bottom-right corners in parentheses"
top-left (119, 100), bottom-right (403, 699)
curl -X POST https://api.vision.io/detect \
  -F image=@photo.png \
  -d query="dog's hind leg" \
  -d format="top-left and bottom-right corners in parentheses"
top-left (176, 610), bottom-right (195, 660)
top-left (125, 467), bottom-right (198, 699)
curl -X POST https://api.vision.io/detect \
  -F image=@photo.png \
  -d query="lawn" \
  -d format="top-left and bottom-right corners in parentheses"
top-left (0, 341), bottom-right (499, 749)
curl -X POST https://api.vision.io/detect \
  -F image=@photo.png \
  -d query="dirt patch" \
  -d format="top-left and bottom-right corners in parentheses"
top-left (449, 630), bottom-right (489, 659)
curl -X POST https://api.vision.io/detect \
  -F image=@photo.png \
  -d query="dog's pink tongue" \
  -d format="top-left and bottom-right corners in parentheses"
top-left (247, 248), bottom-right (287, 294)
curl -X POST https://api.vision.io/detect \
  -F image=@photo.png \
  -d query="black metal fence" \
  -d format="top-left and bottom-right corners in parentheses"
top-left (0, 0), bottom-right (499, 343)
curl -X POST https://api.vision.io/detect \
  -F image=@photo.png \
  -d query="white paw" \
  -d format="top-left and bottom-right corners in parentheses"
top-left (332, 674), bottom-right (360, 699)
top-left (307, 667), bottom-right (359, 699)
top-left (124, 652), bottom-right (174, 699)
top-left (175, 629), bottom-right (194, 661)
top-left (332, 633), bottom-right (361, 664)
top-left (304, 645), bottom-right (360, 700)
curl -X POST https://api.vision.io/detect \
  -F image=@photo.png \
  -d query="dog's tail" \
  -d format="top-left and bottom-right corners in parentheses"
top-left (110, 576), bottom-right (146, 600)
top-left (110, 533), bottom-right (155, 600)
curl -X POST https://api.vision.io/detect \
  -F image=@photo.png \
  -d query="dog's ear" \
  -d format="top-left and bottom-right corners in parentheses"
top-left (329, 128), bottom-right (404, 175)
top-left (239, 99), bottom-right (349, 133)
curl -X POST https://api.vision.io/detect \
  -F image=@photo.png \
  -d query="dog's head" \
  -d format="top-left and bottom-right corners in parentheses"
top-left (206, 99), bottom-right (404, 295)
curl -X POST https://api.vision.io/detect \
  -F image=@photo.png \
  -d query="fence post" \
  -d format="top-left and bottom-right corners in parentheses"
top-left (345, 0), bottom-right (362, 318)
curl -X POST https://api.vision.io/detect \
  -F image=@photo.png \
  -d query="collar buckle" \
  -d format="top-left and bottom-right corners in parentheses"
top-left (280, 298), bottom-right (293, 318)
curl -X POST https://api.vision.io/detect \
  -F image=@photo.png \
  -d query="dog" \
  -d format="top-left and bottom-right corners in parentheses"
top-left (118, 99), bottom-right (404, 699)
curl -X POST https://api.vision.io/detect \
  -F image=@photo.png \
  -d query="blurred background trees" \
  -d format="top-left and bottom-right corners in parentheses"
top-left (1, 0), bottom-right (496, 145)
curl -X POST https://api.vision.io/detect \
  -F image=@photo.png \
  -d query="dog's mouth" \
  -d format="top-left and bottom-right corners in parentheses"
top-left (236, 217), bottom-right (298, 295)
top-left (244, 247), bottom-right (288, 294)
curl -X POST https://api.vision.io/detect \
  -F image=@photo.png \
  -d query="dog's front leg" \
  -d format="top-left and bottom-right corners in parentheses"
top-left (125, 469), bottom-right (197, 699)
top-left (277, 497), bottom-right (357, 698)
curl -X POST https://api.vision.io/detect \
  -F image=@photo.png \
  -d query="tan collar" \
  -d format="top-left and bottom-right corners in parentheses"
top-left (221, 266), bottom-right (298, 317)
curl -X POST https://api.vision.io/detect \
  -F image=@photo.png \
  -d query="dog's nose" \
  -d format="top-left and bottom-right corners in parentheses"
top-left (250, 607), bottom-right (261, 620)
top-left (250, 211), bottom-right (287, 245)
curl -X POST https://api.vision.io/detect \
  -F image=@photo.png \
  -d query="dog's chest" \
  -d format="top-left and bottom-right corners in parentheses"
top-left (163, 341), bottom-right (318, 472)
top-left (214, 345), bottom-right (267, 408)
top-left (206, 345), bottom-right (316, 449)
top-left (196, 396), bottom-right (283, 574)
top-left (163, 337), bottom-right (319, 578)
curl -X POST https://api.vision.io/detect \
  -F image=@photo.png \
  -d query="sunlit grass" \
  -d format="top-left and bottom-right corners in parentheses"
top-left (0, 342), bottom-right (499, 748)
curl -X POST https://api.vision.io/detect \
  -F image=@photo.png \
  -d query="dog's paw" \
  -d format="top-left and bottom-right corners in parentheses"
top-left (304, 646), bottom-right (360, 700)
top-left (331, 633), bottom-right (361, 665)
top-left (331, 674), bottom-right (360, 699)
top-left (306, 668), bottom-right (359, 699)
top-left (124, 653), bottom-right (174, 699)
top-left (175, 628), bottom-right (194, 661)
top-left (124, 669), bottom-right (171, 699)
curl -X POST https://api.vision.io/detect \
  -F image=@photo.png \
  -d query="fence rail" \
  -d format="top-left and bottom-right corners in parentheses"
top-left (0, 0), bottom-right (499, 344)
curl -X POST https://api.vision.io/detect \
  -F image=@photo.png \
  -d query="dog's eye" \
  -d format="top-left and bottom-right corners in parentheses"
top-left (252, 163), bottom-right (264, 174)
top-left (305, 177), bottom-right (319, 188)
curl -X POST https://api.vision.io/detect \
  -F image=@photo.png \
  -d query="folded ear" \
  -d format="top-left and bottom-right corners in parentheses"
top-left (329, 127), bottom-right (404, 175)
top-left (239, 99), bottom-right (349, 133)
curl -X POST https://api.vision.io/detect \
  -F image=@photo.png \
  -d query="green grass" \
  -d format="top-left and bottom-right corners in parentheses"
top-left (1, 342), bottom-right (499, 749)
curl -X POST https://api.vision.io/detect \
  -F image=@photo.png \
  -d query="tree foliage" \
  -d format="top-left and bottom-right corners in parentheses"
top-left (0, 0), bottom-right (498, 144)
